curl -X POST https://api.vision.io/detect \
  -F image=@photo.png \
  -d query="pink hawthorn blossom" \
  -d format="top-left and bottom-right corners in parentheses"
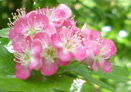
top-left (33, 32), bottom-right (58, 75)
top-left (38, 4), bottom-right (72, 27)
top-left (8, 4), bottom-right (117, 80)
top-left (81, 24), bottom-right (117, 73)
top-left (14, 37), bottom-right (42, 79)
top-left (51, 26), bottom-right (86, 62)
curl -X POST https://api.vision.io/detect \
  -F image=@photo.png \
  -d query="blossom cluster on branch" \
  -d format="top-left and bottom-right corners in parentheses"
top-left (8, 4), bottom-right (117, 80)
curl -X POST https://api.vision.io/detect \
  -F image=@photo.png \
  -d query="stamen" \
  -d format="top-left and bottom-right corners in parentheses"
top-left (8, 8), bottom-right (26, 28)
top-left (34, 16), bottom-right (36, 26)
top-left (71, 15), bottom-right (75, 20)
top-left (41, 45), bottom-right (57, 63)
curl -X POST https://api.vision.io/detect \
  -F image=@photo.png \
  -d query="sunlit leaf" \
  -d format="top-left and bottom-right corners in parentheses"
top-left (60, 62), bottom-right (115, 91)
top-left (81, 81), bottom-right (94, 92)
top-left (0, 44), bottom-right (15, 77)
top-left (0, 28), bottom-right (9, 38)
top-left (0, 38), bottom-right (9, 45)
top-left (0, 74), bottom-right (74, 92)
top-left (91, 65), bottom-right (129, 83)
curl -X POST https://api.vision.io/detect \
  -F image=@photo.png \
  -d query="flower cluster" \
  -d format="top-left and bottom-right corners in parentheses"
top-left (8, 4), bottom-right (117, 80)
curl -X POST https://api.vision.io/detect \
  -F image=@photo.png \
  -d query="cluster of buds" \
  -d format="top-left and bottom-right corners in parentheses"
top-left (8, 4), bottom-right (117, 80)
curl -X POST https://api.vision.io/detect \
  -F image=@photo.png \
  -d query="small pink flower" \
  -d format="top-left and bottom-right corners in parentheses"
top-left (81, 24), bottom-right (116, 73)
top-left (39, 4), bottom-right (72, 27)
top-left (34, 32), bottom-right (58, 75)
top-left (14, 37), bottom-right (42, 79)
top-left (101, 39), bottom-right (117, 58)
top-left (9, 12), bottom-right (49, 40)
top-left (51, 26), bottom-right (86, 62)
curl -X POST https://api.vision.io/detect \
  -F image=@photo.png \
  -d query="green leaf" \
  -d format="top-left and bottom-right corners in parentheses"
top-left (0, 38), bottom-right (9, 45)
top-left (0, 28), bottom-right (10, 38)
top-left (60, 62), bottom-right (115, 91)
top-left (57, 0), bottom-right (76, 4)
top-left (91, 65), bottom-right (129, 83)
top-left (0, 74), bottom-right (73, 92)
top-left (81, 81), bottom-right (94, 92)
top-left (0, 44), bottom-right (15, 77)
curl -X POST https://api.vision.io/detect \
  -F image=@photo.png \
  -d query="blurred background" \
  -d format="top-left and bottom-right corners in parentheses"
top-left (0, 0), bottom-right (131, 92)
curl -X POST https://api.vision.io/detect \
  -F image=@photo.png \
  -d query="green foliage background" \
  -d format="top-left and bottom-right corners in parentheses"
top-left (0, 0), bottom-right (131, 92)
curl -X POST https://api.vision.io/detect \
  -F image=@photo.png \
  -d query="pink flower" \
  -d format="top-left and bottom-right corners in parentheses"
top-left (83, 39), bottom-right (116, 73)
top-left (9, 11), bottom-right (49, 40)
top-left (26, 10), bottom-right (56, 37)
top-left (81, 24), bottom-right (116, 73)
top-left (33, 32), bottom-right (58, 75)
top-left (39, 4), bottom-right (72, 27)
top-left (14, 37), bottom-right (42, 79)
top-left (101, 39), bottom-right (117, 57)
top-left (9, 11), bottom-right (51, 52)
top-left (51, 26), bottom-right (86, 62)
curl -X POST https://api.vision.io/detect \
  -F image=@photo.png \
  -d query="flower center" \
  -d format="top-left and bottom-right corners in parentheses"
top-left (41, 45), bottom-right (57, 63)
top-left (60, 27), bottom-right (82, 53)
top-left (95, 45), bottom-right (111, 62)
top-left (14, 50), bottom-right (32, 67)
top-left (27, 28), bottom-right (40, 39)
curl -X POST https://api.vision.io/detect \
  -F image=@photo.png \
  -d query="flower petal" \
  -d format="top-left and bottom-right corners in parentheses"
top-left (8, 28), bottom-right (16, 40)
top-left (53, 9), bottom-right (66, 22)
top-left (62, 19), bottom-right (76, 28)
top-left (40, 60), bottom-right (58, 76)
top-left (57, 48), bottom-right (73, 61)
top-left (51, 33), bottom-right (62, 48)
top-left (73, 46), bottom-right (86, 61)
top-left (15, 63), bottom-right (31, 80)
top-left (31, 39), bottom-right (42, 55)
top-left (89, 30), bottom-right (101, 41)
top-left (99, 60), bottom-right (112, 73)
top-left (57, 59), bottom-right (70, 66)
top-left (84, 40), bottom-right (100, 56)
top-left (14, 17), bottom-right (29, 35)
top-left (33, 32), bottom-right (51, 45)
top-left (29, 56), bottom-right (41, 70)
top-left (27, 12), bottom-right (49, 29)
top-left (81, 23), bottom-right (91, 38)
top-left (91, 61), bottom-right (98, 71)
top-left (55, 4), bottom-right (72, 20)
top-left (12, 35), bottom-right (26, 52)
top-left (44, 24), bottom-right (57, 37)
top-left (102, 39), bottom-right (117, 57)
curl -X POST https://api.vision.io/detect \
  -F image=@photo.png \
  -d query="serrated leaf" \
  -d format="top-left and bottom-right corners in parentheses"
top-left (0, 28), bottom-right (10, 38)
top-left (0, 38), bottom-right (9, 45)
top-left (60, 62), bottom-right (115, 91)
top-left (57, 0), bottom-right (76, 4)
top-left (81, 81), bottom-right (94, 92)
top-left (91, 65), bottom-right (129, 83)
top-left (0, 74), bottom-right (73, 92)
top-left (0, 44), bottom-right (15, 77)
